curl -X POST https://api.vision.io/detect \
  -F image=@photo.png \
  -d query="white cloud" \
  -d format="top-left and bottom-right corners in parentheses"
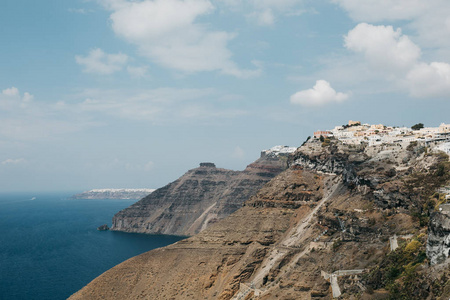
top-left (75, 48), bottom-right (128, 74)
top-left (406, 62), bottom-right (450, 98)
top-left (23, 92), bottom-right (34, 103)
top-left (100, 0), bottom-right (260, 77)
top-left (290, 80), bottom-right (349, 107)
top-left (330, 1), bottom-right (450, 98)
top-left (108, 0), bottom-right (214, 41)
top-left (344, 23), bottom-right (450, 98)
top-left (345, 23), bottom-right (421, 75)
top-left (2, 87), bottom-right (20, 97)
top-left (127, 65), bottom-right (148, 78)
top-left (1, 158), bottom-right (26, 165)
top-left (70, 87), bottom-right (247, 123)
top-left (0, 86), bottom-right (247, 142)
top-left (334, 0), bottom-right (450, 56)
top-left (0, 87), bottom-right (101, 141)
top-left (248, 9), bottom-right (275, 26)
top-left (0, 87), bottom-right (34, 109)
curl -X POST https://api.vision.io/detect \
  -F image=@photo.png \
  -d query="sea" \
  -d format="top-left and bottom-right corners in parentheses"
top-left (0, 192), bottom-right (185, 300)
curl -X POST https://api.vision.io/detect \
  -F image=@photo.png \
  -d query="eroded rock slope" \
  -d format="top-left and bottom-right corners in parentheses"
top-left (111, 149), bottom-right (290, 236)
top-left (70, 138), bottom-right (450, 300)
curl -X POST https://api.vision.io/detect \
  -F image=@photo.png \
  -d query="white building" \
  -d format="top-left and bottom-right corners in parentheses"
top-left (368, 135), bottom-right (382, 146)
top-left (315, 121), bottom-right (450, 149)
top-left (333, 130), bottom-right (355, 139)
top-left (417, 127), bottom-right (439, 137)
top-left (389, 127), bottom-right (411, 136)
top-left (439, 123), bottom-right (450, 133)
top-left (261, 145), bottom-right (297, 158)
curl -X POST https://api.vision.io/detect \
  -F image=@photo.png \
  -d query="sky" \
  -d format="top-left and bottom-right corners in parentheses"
top-left (1, 0), bottom-right (449, 192)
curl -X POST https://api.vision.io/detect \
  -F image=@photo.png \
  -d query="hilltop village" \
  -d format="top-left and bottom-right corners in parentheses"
top-left (314, 120), bottom-right (450, 154)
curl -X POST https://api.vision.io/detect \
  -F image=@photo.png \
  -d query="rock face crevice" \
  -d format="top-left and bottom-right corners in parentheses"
top-left (288, 142), bottom-right (369, 187)
top-left (111, 154), bottom-right (289, 236)
top-left (427, 211), bottom-right (450, 265)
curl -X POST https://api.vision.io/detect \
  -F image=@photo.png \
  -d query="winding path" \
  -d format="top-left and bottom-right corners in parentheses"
top-left (231, 176), bottom-right (342, 299)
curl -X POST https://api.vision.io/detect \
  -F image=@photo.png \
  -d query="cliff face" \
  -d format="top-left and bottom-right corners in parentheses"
top-left (111, 152), bottom-right (289, 236)
top-left (427, 210), bottom-right (450, 265)
top-left (70, 138), bottom-right (450, 300)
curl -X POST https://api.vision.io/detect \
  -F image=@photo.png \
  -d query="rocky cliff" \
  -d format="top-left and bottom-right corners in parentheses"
top-left (111, 147), bottom-right (293, 236)
top-left (70, 138), bottom-right (450, 300)
top-left (427, 209), bottom-right (450, 265)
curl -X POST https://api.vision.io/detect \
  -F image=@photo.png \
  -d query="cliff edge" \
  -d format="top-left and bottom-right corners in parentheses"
top-left (110, 146), bottom-right (294, 236)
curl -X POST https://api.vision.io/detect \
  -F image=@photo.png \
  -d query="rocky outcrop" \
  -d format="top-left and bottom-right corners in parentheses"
top-left (72, 189), bottom-right (155, 200)
top-left (97, 224), bottom-right (110, 231)
top-left (288, 139), bottom-right (374, 187)
top-left (427, 210), bottom-right (450, 265)
top-left (111, 150), bottom-right (291, 236)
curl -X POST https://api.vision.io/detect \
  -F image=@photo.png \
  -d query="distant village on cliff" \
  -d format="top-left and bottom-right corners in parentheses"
top-left (314, 120), bottom-right (450, 154)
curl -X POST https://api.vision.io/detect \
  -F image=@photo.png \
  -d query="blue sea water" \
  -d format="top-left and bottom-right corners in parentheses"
top-left (0, 193), bottom-right (185, 300)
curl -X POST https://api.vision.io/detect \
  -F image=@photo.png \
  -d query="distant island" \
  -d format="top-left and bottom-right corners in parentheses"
top-left (71, 189), bottom-right (155, 200)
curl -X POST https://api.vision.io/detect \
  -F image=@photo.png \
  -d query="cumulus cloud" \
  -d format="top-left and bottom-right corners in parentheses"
top-left (2, 87), bottom-right (20, 97)
top-left (345, 23), bottom-right (421, 74)
top-left (290, 80), bottom-right (349, 107)
top-left (344, 23), bottom-right (450, 98)
top-left (406, 62), bottom-right (450, 98)
top-left (1, 87), bottom-right (34, 109)
top-left (75, 48), bottom-right (128, 74)
top-left (1, 158), bottom-right (26, 165)
top-left (99, 0), bottom-right (260, 77)
top-left (334, 0), bottom-right (450, 54)
top-left (23, 92), bottom-right (34, 103)
top-left (107, 0), bottom-right (213, 41)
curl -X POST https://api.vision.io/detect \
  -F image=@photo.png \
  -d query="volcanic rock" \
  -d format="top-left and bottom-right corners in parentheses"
top-left (97, 224), bottom-right (110, 231)
top-left (110, 149), bottom-right (291, 236)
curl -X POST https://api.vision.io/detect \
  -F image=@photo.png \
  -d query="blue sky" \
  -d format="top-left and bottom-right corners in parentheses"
top-left (1, 0), bottom-right (449, 192)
